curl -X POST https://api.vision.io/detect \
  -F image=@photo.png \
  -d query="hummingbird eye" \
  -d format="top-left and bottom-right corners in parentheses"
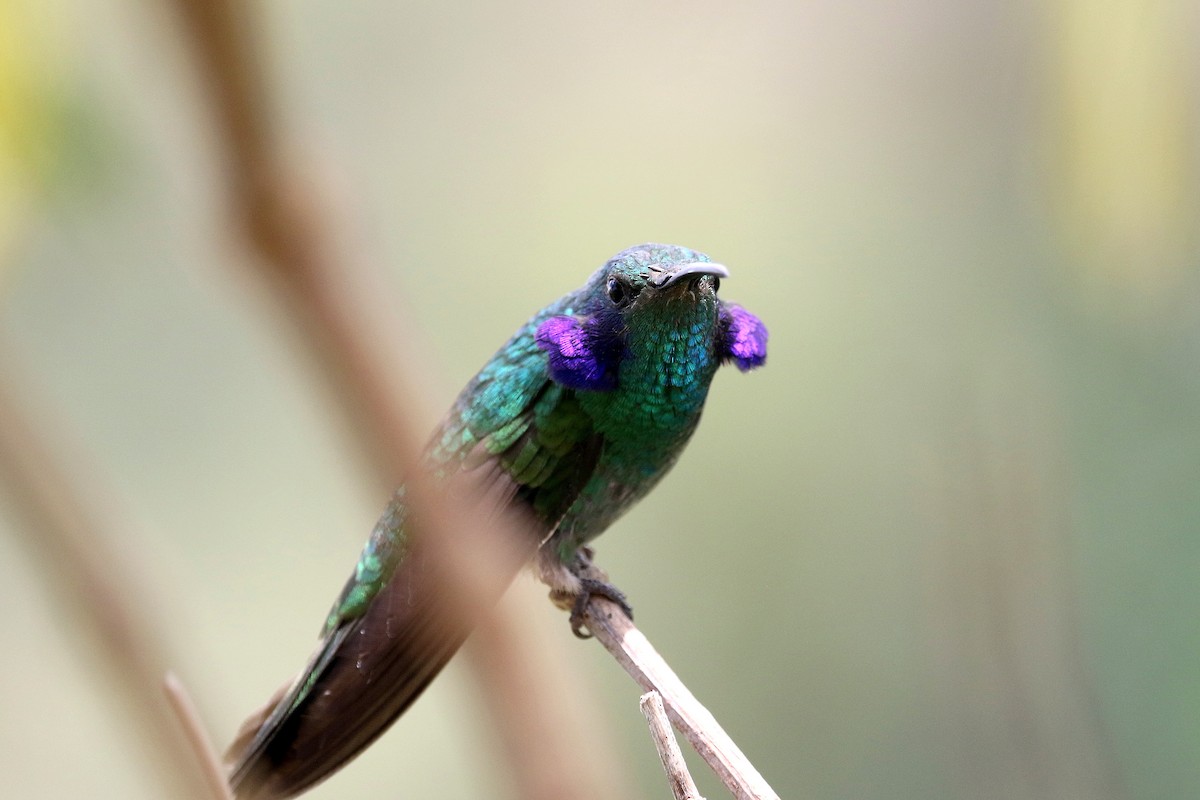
top-left (606, 276), bottom-right (636, 307)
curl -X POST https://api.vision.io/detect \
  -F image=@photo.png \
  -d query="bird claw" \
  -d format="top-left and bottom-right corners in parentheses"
top-left (569, 577), bottom-right (633, 639)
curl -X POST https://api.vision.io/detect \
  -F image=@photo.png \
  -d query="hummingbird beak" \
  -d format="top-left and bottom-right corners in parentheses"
top-left (647, 262), bottom-right (730, 290)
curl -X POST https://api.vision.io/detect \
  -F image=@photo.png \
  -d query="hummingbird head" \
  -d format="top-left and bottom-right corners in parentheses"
top-left (595, 244), bottom-right (729, 314)
top-left (535, 243), bottom-right (765, 393)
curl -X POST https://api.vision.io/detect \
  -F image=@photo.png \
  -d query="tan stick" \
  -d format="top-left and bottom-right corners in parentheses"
top-left (164, 3), bottom-right (622, 798)
top-left (641, 690), bottom-right (705, 800)
top-left (584, 598), bottom-right (781, 800)
top-left (164, 672), bottom-right (235, 800)
top-left (0, 358), bottom-right (212, 799)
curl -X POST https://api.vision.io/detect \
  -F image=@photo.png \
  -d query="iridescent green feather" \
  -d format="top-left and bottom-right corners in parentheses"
top-left (227, 243), bottom-right (765, 800)
top-left (322, 301), bottom-right (589, 633)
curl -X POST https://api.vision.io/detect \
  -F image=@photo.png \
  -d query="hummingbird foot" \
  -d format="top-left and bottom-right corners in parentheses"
top-left (539, 546), bottom-right (634, 638)
top-left (568, 577), bottom-right (633, 639)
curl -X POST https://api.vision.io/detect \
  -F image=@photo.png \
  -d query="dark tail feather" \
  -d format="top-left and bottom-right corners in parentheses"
top-left (226, 538), bottom-right (524, 799)
top-left (225, 431), bottom-right (602, 798)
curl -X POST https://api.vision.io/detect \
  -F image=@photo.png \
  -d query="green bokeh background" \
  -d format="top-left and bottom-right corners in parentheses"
top-left (1, 1), bottom-right (1197, 798)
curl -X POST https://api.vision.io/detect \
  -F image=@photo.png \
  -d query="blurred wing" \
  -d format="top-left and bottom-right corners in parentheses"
top-left (227, 325), bottom-right (604, 799)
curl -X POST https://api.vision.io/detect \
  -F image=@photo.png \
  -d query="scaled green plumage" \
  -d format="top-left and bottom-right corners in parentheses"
top-left (227, 243), bottom-right (767, 799)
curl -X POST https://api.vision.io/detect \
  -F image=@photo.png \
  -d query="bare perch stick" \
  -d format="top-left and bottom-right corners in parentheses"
top-left (164, 672), bottom-right (235, 800)
top-left (584, 598), bottom-right (780, 800)
top-left (641, 691), bottom-right (705, 800)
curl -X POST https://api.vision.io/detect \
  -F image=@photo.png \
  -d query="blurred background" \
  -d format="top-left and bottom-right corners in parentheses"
top-left (1, 0), bottom-right (1197, 798)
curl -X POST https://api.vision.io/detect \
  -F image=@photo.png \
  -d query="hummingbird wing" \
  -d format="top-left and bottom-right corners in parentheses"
top-left (227, 326), bottom-right (604, 799)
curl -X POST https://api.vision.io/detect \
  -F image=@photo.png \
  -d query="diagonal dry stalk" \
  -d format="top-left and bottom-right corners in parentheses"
top-left (584, 594), bottom-right (780, 800)
top-left (164, 672), bottom-right (235, 800)
top-left (164, 2), bottom-right (625, 799)
top-left (0, 355), bottom-right (215, 799)
top-left (641, 690), bottom-right (706, 800)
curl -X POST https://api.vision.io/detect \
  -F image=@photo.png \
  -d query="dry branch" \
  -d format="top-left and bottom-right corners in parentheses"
top-left (0, 357), bottom-right (213, 799)
top-left (641, 690), bottom-right (705, 800)
top-left (165, 2), bottom-right (624, 799)
top-left (584, 597), bottom-right (781, 800)
top-left (165, 672), bottom-right (235, 800)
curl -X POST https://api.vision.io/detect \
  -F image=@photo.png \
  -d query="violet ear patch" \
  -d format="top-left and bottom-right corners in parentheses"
top-left (719, 305), bottom-right (768, 371)
top-left (535, 316), bottom-right (618, 391)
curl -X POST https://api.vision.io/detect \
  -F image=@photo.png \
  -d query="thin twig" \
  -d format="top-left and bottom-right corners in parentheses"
top-left (164, 672), bottom-right (235, 800)
top-left (0, 355), bottom-right (213, 799)
top-left (641, 691), bottom-right (705, 800)
top-left (583, 596), bottom-right (781, 800)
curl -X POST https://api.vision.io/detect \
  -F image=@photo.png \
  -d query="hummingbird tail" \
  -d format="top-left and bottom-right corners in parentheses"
top-left (225, 534), bottom-right (527, 799)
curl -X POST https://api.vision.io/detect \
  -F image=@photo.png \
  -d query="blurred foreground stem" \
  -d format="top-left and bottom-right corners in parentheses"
top-left (0, 354), bottom-right (212, 799)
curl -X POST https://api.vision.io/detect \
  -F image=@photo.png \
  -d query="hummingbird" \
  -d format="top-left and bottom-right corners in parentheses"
top-left (226, 243), bottom-right (768, 798)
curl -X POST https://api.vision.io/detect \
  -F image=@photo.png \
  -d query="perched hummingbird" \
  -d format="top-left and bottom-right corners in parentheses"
top-left (226, 243), bottom-right (768, 798)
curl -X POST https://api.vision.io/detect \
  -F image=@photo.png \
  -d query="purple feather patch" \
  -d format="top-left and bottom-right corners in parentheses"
top-left (719, 304), bottom-right (768, 371)
top-left (535, 316), bottom-right (617, 391)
